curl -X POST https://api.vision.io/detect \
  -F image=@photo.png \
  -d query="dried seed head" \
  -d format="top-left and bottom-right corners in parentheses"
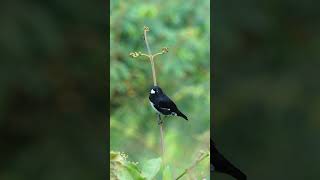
top-left (129, 52), bottom-right (140, 58)
top-left (144, 26), bottom-right (150, 32)
top-left (162, 47), bottom-right (169, 53)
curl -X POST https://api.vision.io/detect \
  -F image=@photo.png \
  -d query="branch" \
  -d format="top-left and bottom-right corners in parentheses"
top-left (158, 114), bottom-right (165, 158)
top-left (130, 28), bottom-right (169, 87)
top-left (142, 26), bottom-right (167, 166)
top-left (175, 151), bottom-right (210, 180)
top-left (143, 26), bottom-right (152, 56)
top-left (130, 26), bottom-right (169, 163)
top-left (143, 27), bottom-right (157, 86)
top-left (153, 47), bottom-right (169, 59)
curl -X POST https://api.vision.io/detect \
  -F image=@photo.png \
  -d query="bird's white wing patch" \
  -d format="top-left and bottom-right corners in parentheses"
top-left (150, 89), bottom-right (155, 94)
top-left (161, 107), bottom-right (170, 111)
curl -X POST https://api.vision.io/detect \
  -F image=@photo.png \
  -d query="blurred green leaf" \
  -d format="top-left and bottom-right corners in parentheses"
top-left (124, 163), bottom-right (146, 180)
top-left (141, 157), bottom-right (162, 180)
top-left (117, 167), bottom-right (135, 180)
top-left (162, 165), bottom-right (173, 180)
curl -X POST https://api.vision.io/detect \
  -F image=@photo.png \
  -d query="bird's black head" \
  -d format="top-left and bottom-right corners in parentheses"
top-left (149, 86), bottom-right (163, 95)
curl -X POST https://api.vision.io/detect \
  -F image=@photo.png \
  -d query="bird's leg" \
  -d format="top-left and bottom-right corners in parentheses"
top-left (157, 114), bottom-right (163, 125)
top-left (161, 115), bottom-right (170, 123)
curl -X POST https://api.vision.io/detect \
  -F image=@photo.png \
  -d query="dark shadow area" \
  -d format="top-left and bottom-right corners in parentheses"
top-left (213, 0), bottom-right (320, 179)
top-left (0, 1), bottom-right (107, 179)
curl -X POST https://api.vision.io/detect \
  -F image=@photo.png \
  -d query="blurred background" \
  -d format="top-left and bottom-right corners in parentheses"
top-left (110, 0), bottom-right (210, 179)
top-left (213, 0), bottom-right (320, 179)
top-left (2, 0), bottom-right (319, 180)
top-left (0, 1), bottom-right (106, 180)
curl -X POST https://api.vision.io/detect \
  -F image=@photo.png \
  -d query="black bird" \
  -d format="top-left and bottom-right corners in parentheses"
top-left (149, 86), bottom-right (188, 121)
top-left (211, 139), bottom-right (246, 180)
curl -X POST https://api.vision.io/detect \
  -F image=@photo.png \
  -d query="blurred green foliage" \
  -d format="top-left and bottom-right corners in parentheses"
top-left (110, 0), bottom-right (210, 179)
top-left (214, 0), bottom-right (320, 180)
top-left (110, 151), bottom-right (162, 180)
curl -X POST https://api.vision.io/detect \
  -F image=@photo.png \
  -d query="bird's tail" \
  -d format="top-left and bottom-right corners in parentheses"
top-left (223, 163), bottom-right (246, 180)
top-left (177, 111), bottom-right (188, 121)
top-left (211, 140), bottom-right (246, 180)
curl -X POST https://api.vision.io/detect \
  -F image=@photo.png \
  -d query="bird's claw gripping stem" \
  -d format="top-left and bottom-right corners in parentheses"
top-left (157, 114), bottom-right (163, 125)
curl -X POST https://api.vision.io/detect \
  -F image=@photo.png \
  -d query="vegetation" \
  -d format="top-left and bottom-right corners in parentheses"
top-left (110, 0), bottom-right (210, 179)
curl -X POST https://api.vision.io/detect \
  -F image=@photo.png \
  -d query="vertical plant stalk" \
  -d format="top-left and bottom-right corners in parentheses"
top-left (143, 26), bottom-right (165, 159)
top-left (130, 26), bottom-right (169, 163)
top-left (144, 27), bottom-right (157, 86)
top-left (158, 114), bottom-right (164, 159)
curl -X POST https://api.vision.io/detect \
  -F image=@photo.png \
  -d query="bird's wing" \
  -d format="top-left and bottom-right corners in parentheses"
top-left (158, 97), bottom-right (176, 111)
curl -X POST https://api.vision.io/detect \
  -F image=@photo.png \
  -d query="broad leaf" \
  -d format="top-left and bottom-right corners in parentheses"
top-left (141, 157), bottom-right (162, 180)
top-left (124, 163), bottom-right (146, 180)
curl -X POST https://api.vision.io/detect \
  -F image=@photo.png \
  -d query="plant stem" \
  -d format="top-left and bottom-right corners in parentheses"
top-left (158, 114), bottom-right (165, 157)
top-left (144, 26), bottom-right (152, 55)
top-left (143, 27), bottom-right (157, 86)
top-left (143, 26), bottom-right (164, 159)
top-left (175, 152), bottom-right (210, 180)
top-left (150, 56), bottom-right (157, 86)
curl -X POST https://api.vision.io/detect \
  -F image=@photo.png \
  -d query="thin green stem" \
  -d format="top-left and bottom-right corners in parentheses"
top-left (152, 52), bottom-right (164, 58)
top-left (158, 114), bottom-right (165, 159)
top-left (144, 26), bottom-right (152, 55)
top-left (140, 53), bottom-right (150, 58)
top-left (144, 27), bottom-right (157, 86)
top-left (150, 57), bottom-right (157, 86)
top-left (175, 152), bottom-right (210, 180)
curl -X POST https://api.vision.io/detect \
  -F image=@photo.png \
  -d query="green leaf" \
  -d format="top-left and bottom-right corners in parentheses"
top-left (118, 166), bottom-right (134, 180)
top-left (141, 157), bottom-right (162, 180)
top-left (162, 165), bottom-right (173, 180)
top-left (124, 163), bottom-right (146, 180)
top-left (117, 162), bottom-right (146, 180)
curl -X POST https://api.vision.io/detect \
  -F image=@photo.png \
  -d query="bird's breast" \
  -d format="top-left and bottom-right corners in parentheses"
top-left (149, 101), bottom-right (160, 114)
